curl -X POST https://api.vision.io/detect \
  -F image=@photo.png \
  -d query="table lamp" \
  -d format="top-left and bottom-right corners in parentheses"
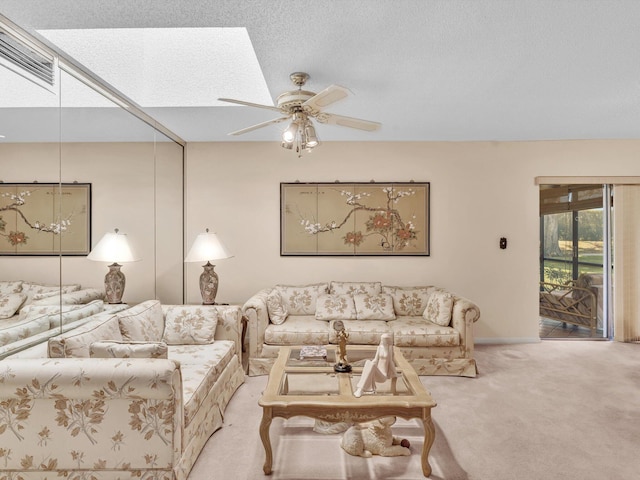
top-left (87, 228), bottom-right (140, 304)
top-left (185, 228), bottom-right (232, 304)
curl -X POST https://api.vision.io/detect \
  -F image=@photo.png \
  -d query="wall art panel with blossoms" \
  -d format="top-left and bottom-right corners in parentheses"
top-left (281, 182), bottom-right (429, 256)
top-left (0, 183), bottom-right (91, 255)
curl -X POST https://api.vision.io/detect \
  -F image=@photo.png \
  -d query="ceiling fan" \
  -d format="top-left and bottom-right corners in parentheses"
top-left (218, 72), bottom-right (381, 155)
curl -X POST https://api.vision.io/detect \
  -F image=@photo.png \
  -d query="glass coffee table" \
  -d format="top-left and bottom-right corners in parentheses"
top-left (258, 345), bottom-right (437, 477)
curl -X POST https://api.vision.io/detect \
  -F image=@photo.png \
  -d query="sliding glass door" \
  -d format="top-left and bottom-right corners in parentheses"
top-left (539, 185), bottom-right (612, 339)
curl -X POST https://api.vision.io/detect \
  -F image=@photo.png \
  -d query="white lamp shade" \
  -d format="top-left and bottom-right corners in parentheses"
top-left (185, 230), bottom-right (231, 263)
top-left (87, 229), bottom-right (140, 263)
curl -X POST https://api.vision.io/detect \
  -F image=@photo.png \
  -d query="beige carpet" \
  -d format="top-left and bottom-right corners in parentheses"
top-left (189, 341), bottom-right (639, 479)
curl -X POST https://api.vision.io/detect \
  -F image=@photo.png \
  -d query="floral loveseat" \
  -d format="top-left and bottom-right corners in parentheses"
top-left (0, 299), bottom-right (245, 480)
top-left (243, 281), bottom-right (481, 377)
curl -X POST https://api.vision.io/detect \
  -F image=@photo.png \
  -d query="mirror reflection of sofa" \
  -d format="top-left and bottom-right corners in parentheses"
top-left (0, 280), bottom-right (113, 349)
top-left (539, 273), bottom-right (604, 334)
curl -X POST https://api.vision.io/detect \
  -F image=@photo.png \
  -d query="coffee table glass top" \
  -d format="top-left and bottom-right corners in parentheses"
top-left (277, 346), bottom-right (412, 397)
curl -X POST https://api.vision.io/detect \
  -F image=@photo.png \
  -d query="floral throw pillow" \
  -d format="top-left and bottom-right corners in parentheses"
top-left (0, 280), bottom-right (23, 295)
top-left (315, 294), bottom-right (357, 321)
top-left (0, 293), bottom-right (27, 319)
top-left (353, 293), bottom-right (396, 321)
top-left (382, 286), bottom-right (433, 316)
top-left (117, 299), bottom-right (165, 342)
top-left (162, 306), bottom-right (218, 344)
top-left (90, 340), bottom-right (168, 359)
top-left (275, 283), bottom-right (329, 315)
top-left (329, 281), bottom-right (382, 296)
top-left (423, 290), bottom-right (454, 326)
top-left (266, 290), bottom-right (289, 325)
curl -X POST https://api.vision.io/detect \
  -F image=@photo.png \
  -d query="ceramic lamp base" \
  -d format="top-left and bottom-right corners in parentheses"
top-left (104, 263), bottom-right (125, 304)
top-left (199, 261), bottom-right (219, 305)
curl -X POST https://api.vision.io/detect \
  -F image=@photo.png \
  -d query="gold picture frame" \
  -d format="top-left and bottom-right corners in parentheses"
top-left (0, 183), bottom-right (91, 255)
top-left (281, 182), bottom-right (430, 256)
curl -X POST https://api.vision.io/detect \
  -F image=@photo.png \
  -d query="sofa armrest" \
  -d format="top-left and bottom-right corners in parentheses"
top-left (450, 295), bottom-right (481, 358)
top-left (242, 288), bottom-right (272, 359)
top-left (213, 305), bottom-right (243, 363)
top-left (0, 358), bottom-right (183, 473)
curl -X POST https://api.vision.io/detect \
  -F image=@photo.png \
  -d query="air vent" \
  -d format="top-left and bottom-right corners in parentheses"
top-left (0, 29), bottom-right (55, 87)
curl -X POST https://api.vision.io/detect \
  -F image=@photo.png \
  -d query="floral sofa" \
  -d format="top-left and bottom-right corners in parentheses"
top-left (0, 299), bottom-right (245, 480)
top-left (243, 281), bottom-right (481, 377)
top-left (0, 280), bottom-right (106, 348)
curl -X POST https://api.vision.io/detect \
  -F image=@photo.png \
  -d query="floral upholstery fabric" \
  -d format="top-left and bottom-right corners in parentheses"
top-left (20, 299), bottom-right (105, 328)
top-left (90, 340), bottom-right (169, 359)
top-left (328, 319), bottom-right (392, 345)
top-left (168, 341), bottom-right (236, 427)
top-left (264, 315), bottom-right (329, 345)
top-left (424, 290), bottom-right (454, 326)
top-left (0, 292), bottom-right (27, 318)
top-left (382, 285), bottom-right (434, 316)
top-left (31, 287), bottom-right (105, 305)
top-left (353, 293), bottom-right (396, 320)
top-left (275, 283), bottom-right (328, 314)
top-left (118, 299), bottom-right (165, 342)
top-left (315, 294), bottom-right (357, 320)
top-left (329, 281), bottom-right (382, 296)
top-left (162, 305), bottom-right (218, 344)
top-left (21, 282), bottom-right (81, 304)
top-left (266, 289), bottom-right (289, 324)
top-left (48, 315), bottom-right (124, 358)
top-left (0, 280), bottom-right (22, 295)
top-left (390, 316), bottom-right (460, 347)
top-left (0, 313), bottom-right (50, 347)
top-left (0, 358), bottom-right (182, 479)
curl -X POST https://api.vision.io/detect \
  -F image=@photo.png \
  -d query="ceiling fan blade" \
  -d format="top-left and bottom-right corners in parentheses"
top-left (228, 116), bottom-right (290, 136)
top-left (316, 112), bottom-right (381, 131)
top-left (218, 97), bottom-right (283, 113)
top-left (302, 85), bottom-right (350, 112)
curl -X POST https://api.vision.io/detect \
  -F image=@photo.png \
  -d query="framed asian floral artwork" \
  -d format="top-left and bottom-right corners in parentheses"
top-left (280, 182), bottom-right (430, 256)
top-left (0, 183), bottom-right (91, 255)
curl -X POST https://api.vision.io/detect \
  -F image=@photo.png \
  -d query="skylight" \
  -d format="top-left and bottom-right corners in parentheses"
top-left (37, 27), bottom-right (272, 108)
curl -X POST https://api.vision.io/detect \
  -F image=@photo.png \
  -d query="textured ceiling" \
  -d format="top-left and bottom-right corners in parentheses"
top-left (2, 0), bottom-right (640, 143)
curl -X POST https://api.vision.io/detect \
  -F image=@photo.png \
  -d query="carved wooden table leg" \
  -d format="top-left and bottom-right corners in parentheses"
top-left (421, 412), bottom-right (436, 477)
top-left (260, 407), bottom-right (273, 475)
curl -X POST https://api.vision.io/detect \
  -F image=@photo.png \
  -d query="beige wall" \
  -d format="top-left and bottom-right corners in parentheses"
top-left (185, 140), bottom-right (640, 342)
top-left (0, 142), bottom-right (183, 305)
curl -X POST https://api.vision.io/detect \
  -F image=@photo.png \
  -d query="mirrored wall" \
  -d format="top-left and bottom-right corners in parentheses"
top-left (0, 15), bottom-right (184, 357)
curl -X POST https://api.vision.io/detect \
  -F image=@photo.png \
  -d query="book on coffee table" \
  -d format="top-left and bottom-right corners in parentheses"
top-left (299, 345), bottom-right (327, 360)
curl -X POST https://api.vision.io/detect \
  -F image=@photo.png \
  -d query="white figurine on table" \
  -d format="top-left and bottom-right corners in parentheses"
top-left (353, 333), bottom-right (399, 398)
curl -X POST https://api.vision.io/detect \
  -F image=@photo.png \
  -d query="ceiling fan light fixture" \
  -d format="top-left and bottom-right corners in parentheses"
top-left (304, 122), bottom-right (319, 148)
top-left (282, 120), bottom-right (299, 143)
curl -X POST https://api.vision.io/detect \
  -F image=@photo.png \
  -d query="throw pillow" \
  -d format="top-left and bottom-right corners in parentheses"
top-left (423, 290), bottom-right (454, 326)
top-left (315, 294), bottom-right (357, 321)
top-left (117, 299), bottom-right (165, 341)
top-left (0, 293), bottom-right (27, 319)
top-left (573, 274), bottom-right (595, 302)
top-left (162, 306), bottom-right (218, 344)
top-left (0, 280), bottom-right (23, 295)
top-left (266, 290), bottom-right (289, 325)
top-left (275, 283), bottom-right (329, 315)
top-left (353, 293), bottom-right (396, 321)
top-left (90, 340), bottom-right (168, 359)
top-left (330, 281), bottom-right (382, 296)
top-left (382, 286), bottom-right (433, 316)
